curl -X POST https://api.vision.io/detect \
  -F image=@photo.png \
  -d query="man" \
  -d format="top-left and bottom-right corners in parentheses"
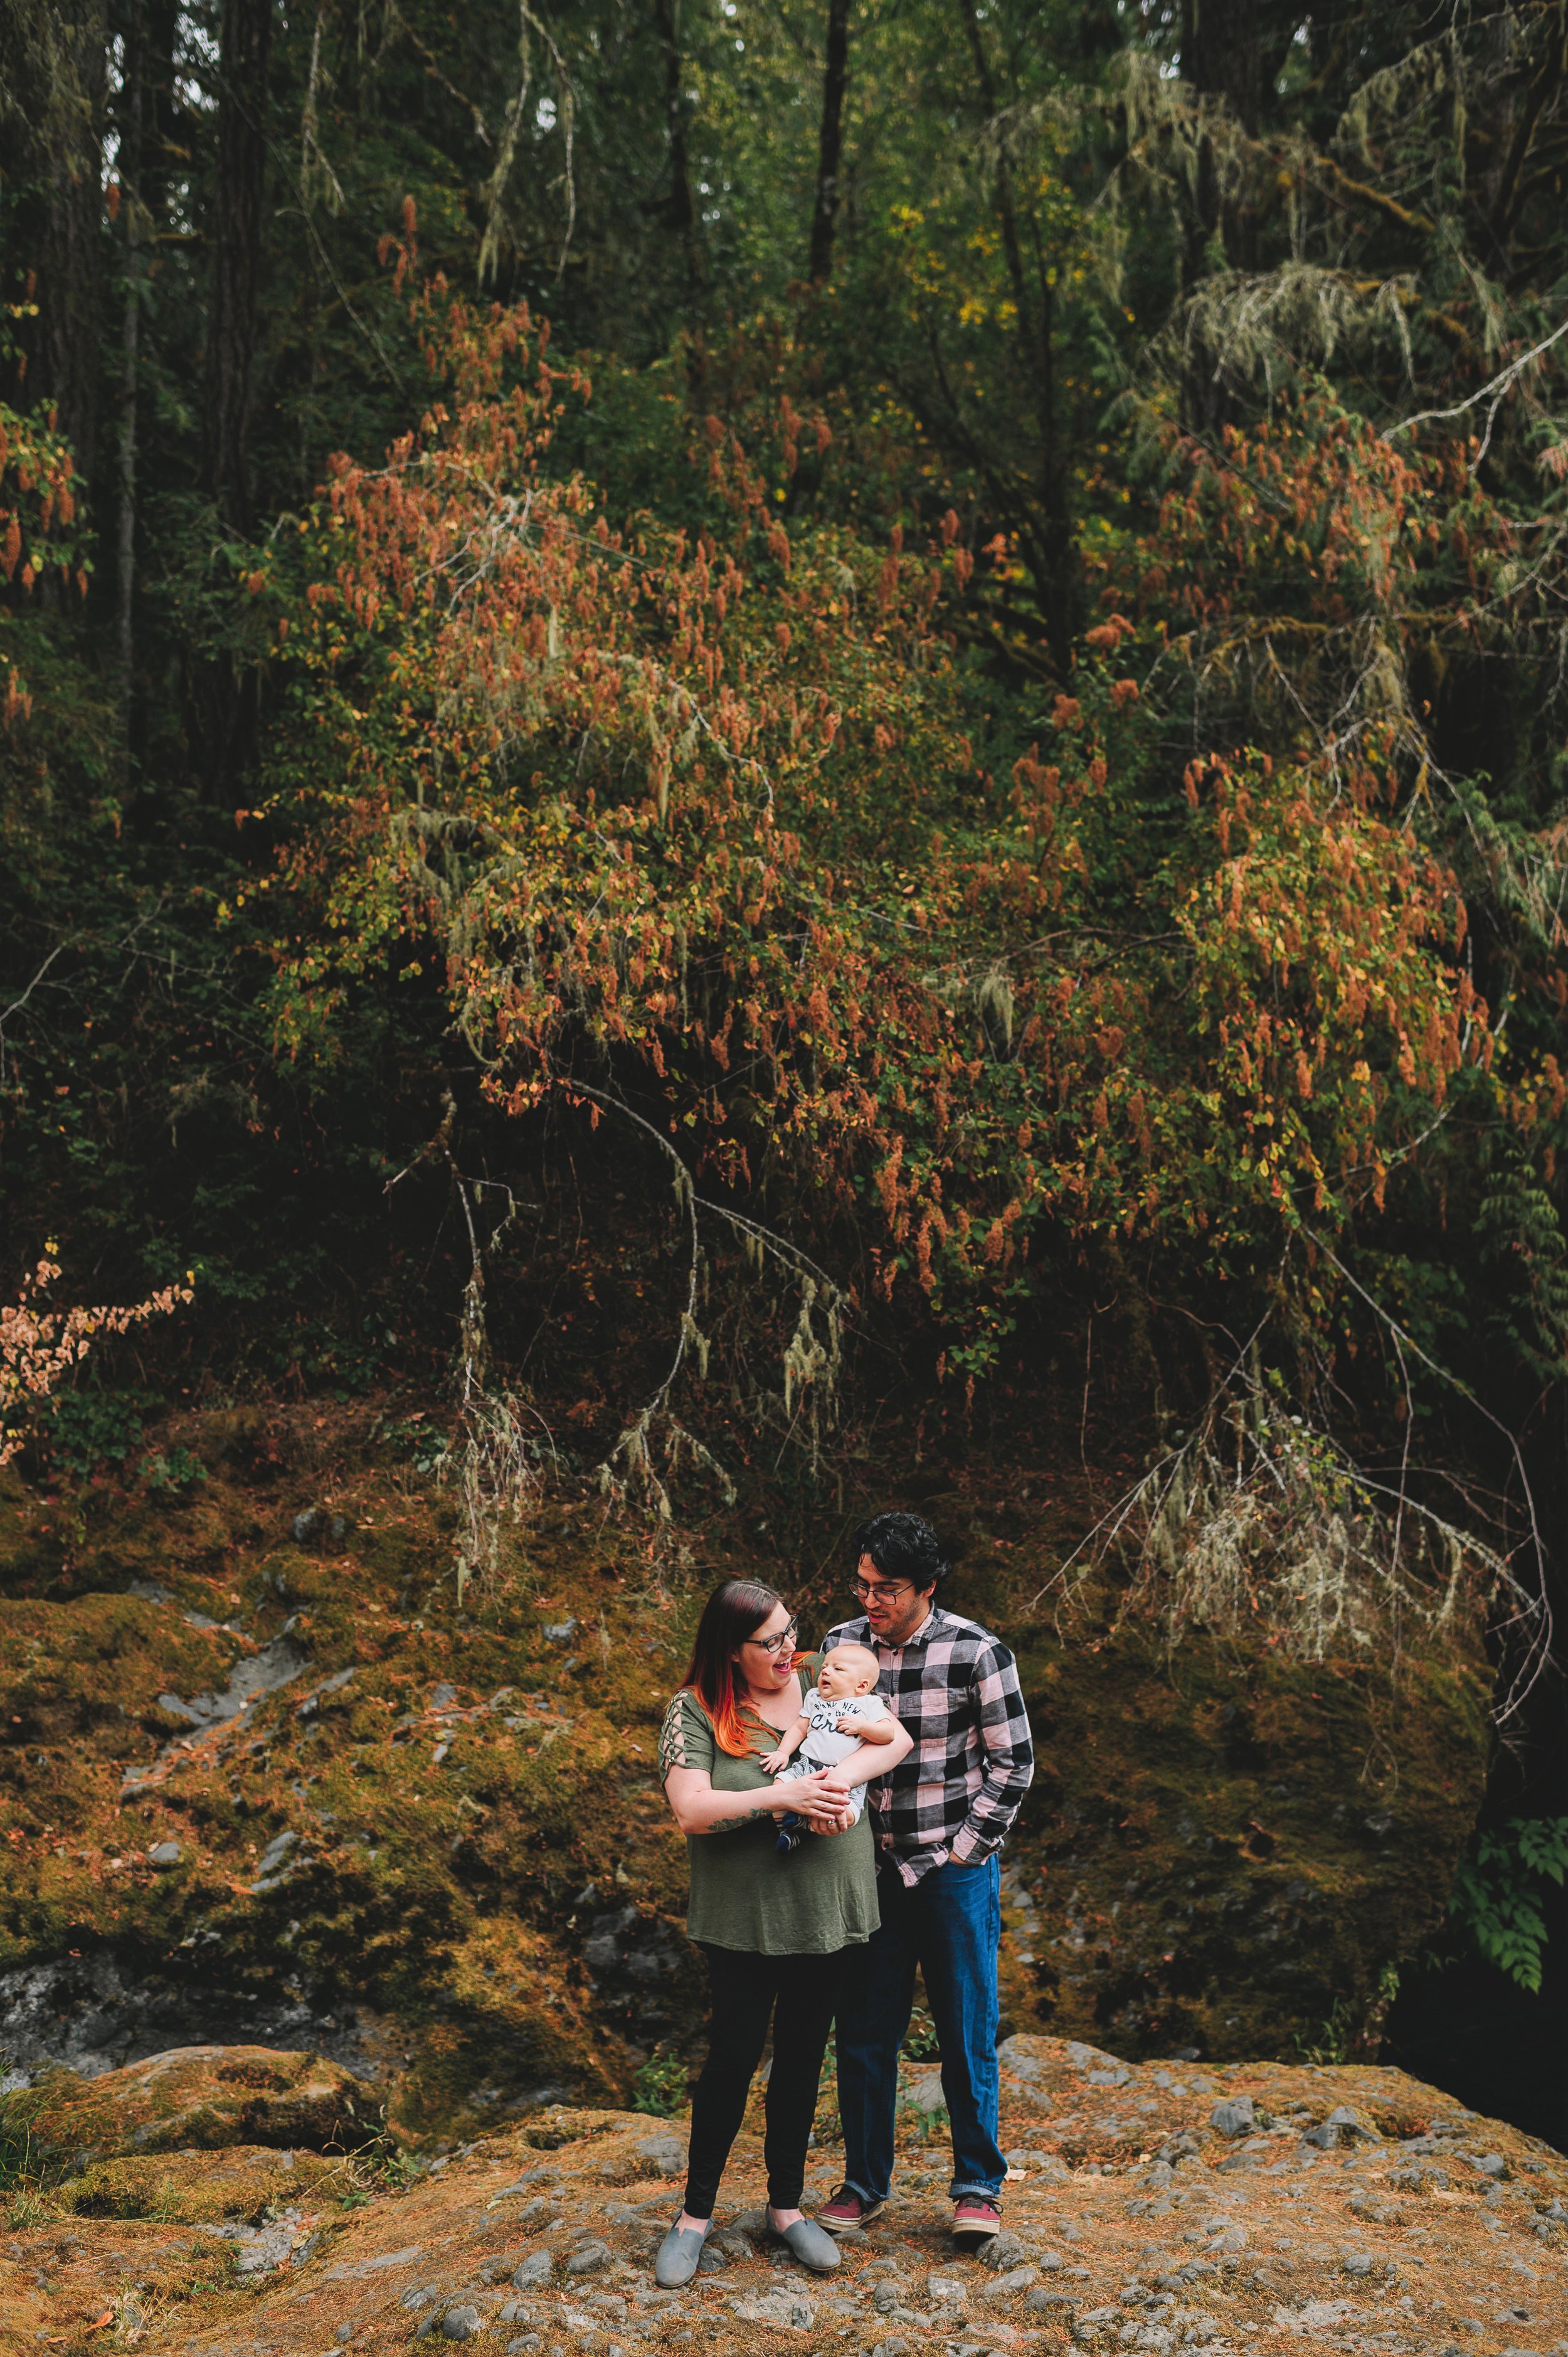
top-left (815, 1510), bottom-right (1034, 2252)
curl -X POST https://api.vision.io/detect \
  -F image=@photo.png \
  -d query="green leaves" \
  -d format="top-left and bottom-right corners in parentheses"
top-left (1449, 1817), bottom-right (1568, 1993)
top-left (630, 2050), bottom-right (689, 2118)
top-left (1476, 1141), bottom-right (1568, 1383)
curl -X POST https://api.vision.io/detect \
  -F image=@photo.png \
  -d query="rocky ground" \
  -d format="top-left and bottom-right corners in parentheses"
top-left (1, 2034), bottom-right (1564, 2357)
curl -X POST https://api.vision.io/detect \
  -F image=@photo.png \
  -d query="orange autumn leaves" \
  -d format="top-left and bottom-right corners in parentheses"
top-left (0, 404), bottom-right (92, 725)
top-left (263, 286), bottom-right (1493, 1364)
top-left (1178, 750), bottom-right (1476, 1218)
top-left (1, 1253), bottom-right (193, 1465)
top-left (0, 405), bottom-right (83, 599)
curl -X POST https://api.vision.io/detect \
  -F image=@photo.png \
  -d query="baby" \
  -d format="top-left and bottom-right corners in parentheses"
top-left (760, 1642), bottom-right (897, 1856)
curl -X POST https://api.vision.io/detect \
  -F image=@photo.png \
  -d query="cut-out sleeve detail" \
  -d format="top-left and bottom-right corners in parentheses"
top-left (659, 1690), bottom-right (712, 1780)
top-left (657, 1693), bottom-right (689, 1778)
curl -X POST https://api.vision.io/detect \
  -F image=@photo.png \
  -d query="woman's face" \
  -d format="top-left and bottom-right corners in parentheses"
top-left (734, 1600), bottom-right (799, 1692)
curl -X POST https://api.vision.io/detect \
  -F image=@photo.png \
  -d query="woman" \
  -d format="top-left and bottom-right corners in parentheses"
top-left (655, 1578), bottom-right (913, 2287)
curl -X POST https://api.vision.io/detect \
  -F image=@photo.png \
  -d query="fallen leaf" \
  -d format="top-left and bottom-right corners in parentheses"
top-left (48, 2314), bottom-right (113, 2346)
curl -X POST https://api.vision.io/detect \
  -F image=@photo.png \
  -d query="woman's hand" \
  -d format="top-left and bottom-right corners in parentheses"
top-left (783, 1763), bottom-right (858, 1829)
top-left (664, 1761), bottom-right (847, 1834)
top-left (783, 1767), bottom-right (854, 1827)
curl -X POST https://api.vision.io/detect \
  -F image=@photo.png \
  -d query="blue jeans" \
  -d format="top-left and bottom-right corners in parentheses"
top-left (835, 1852), bottom-right (1005, 2202)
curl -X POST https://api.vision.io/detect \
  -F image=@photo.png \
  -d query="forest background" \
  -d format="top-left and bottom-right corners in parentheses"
top-left (2, 0), bottom-right (1567, 2147)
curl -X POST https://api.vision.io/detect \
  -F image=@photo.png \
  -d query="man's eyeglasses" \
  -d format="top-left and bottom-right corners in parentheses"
top-left (852, 1579), bottom-right (913, 1605)
top-left (744, 1617), bottom-right (798, 1657)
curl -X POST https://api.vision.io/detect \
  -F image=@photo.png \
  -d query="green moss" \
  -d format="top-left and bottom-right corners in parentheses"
top-left (60, 2146), bottom-right (354, 2221)
top-left (997, 1605), bottom-right (1488, 2059)
top-left (3, 2046), bottom-right (385, 2169)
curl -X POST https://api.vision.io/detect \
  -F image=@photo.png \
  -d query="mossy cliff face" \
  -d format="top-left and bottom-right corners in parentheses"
top-left (0, 1408), bottom-right (1490, 2136)
top-left (997, 1622), bottom-right (1486, 2060)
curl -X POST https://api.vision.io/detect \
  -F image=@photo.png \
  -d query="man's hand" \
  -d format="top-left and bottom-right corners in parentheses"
top-left (807, 1807), bottom-right (857, 1836)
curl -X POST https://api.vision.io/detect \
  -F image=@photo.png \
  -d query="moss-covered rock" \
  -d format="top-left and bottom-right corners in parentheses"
top-left (57, 2143), bottom-right (356, 2222)
top-left (999, 1624), bottom-right (1488, 2060)
top-left (7, 2045), bottom-right (384, 2165)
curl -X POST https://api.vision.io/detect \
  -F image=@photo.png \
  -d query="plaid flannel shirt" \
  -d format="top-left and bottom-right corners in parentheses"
top-left (822, 1604), bottom-right (1034, 1886)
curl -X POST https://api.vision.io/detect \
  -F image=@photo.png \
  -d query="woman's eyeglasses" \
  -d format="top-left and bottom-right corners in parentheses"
top-left (852, 1579), bottom-right (912, 1605)
top-left (744, 1617), bottom-right (798, 1656)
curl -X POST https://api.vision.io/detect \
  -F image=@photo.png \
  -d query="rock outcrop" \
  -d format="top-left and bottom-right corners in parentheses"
top-left (11, 2043), bottom-right (382, 2163)
top-left (0, 2035), bottom-right (1562, 2357)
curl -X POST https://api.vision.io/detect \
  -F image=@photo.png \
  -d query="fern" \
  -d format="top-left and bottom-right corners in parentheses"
top-left (1449, 1816), bottom-right (1568, 1994)
top-left (1476, 1141), bottom-right (1568, 1383)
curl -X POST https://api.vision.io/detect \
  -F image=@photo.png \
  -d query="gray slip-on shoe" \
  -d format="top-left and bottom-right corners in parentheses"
top-left (770, 2215), bottom-right (842, 2272)
top-left (654, 2222), bottom-right (709, 2289)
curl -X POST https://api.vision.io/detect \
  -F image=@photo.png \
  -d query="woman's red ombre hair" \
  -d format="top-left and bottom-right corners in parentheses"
top-left (682, 1578), bottom-right (792, 1757)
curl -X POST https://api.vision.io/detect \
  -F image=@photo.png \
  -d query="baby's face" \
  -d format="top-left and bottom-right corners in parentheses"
top-left (818, 1650), bottom-right (876, 1700)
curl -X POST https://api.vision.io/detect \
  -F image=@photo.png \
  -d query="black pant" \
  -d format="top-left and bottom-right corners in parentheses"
top-left (682, 1942), bottom-right (847, 2219)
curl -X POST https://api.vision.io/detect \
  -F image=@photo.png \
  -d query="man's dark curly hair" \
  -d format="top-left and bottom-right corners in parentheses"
top-left (850, 1510), bottom-right (950, 1597)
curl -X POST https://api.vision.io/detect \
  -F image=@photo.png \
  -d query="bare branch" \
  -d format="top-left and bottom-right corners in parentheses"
top-left (0, 940), bottom-right (72, 1088)
top-left (1382, 311), bottom-right (1568, 469)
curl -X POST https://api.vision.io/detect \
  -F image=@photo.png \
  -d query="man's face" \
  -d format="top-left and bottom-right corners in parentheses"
top-left (854, 1552), bottom-right (936, 1647)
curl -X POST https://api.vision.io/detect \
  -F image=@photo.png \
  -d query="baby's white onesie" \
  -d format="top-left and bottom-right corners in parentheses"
top-left (775, 1690), bottom-right (890, 1826)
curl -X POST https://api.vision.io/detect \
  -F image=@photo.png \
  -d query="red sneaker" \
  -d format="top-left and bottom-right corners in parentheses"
top-left (816, 2184), bottom-right (886, 2233)
top-left (951, 2193), bottom-right (1001, 2250)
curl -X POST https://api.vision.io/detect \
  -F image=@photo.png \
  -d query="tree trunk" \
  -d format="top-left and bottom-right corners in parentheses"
top-left (1180, 0), bottom-right (1264, 289)
top-left (142, 0), bottom-right (183, 221)
top-left (1182, 0), bottom-right (1261, 134)
top-left (31, 3), bottom-right (108, 501)
top-left (808, 0), bottom-right (852, 284)
top-left (955, 0), bottom-right (1076, 663)
top-left (201, 0), bottom-right (273, 533)
top-left (117, 1), bottom-right (145, 729)
top-left (651, 0), bottom-right (703, 292)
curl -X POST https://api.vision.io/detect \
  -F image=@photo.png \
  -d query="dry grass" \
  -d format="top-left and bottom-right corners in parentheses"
top-left (1039, 1365), bottom-right (1522, 1669)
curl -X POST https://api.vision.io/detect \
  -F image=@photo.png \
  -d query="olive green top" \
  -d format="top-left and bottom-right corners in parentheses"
top-left (658, 1657), bottom-right (879, 1955)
